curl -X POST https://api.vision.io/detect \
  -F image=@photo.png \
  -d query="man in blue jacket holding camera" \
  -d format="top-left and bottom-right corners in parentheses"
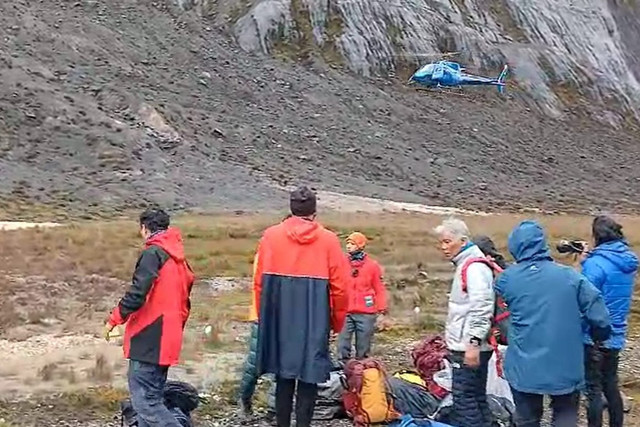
top-left (580, 215), bottom-right (638, 427)
top-left (495, 220), bottom-right (612, 427)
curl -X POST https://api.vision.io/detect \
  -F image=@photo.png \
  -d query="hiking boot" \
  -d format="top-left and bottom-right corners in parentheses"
top-left (238, 398), bottom-right (252, 418)
top-left (264, 411), bottom-right (276, 426)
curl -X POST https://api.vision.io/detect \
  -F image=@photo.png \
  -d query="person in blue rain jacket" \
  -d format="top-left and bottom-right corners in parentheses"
top-left (581, 215), bottom-right (638, 427)
top-left (495, 220), bottom-right (611, 427)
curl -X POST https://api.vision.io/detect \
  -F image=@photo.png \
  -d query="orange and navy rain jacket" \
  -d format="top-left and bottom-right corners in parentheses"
top-left (253, 216), bottom-right (349, 384)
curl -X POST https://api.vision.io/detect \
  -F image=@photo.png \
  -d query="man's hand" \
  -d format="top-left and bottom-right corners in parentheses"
top-left (464, 344), bottom-right (481, 368)
top-left (103, 322), bottom-right (115, 342)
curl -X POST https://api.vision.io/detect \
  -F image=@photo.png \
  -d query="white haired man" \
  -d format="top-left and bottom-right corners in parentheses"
top-left (435, 218), bottom-right (495, 427)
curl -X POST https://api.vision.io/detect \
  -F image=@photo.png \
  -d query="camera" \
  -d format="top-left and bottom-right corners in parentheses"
top-left (556, 239), bottom-right (587, 254)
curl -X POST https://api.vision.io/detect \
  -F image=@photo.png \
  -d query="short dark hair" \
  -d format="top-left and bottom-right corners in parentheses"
top-left (139, 208), bottom-right (170, 233)
top-left (592, 215), bottom-right (624, 246)
top-left (290, 186), bottom-right (317, 217)
top-left (473, 234), bottom-right (508, 269)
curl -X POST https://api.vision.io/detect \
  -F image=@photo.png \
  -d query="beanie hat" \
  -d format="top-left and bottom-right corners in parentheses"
top-left (290, 186), bottom-right (317, 217)
top-left (347, 232), bottom-right (368, 249)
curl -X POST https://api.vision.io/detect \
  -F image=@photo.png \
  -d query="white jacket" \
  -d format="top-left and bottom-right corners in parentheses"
top-left (445, 244), bottom-right (495, 352)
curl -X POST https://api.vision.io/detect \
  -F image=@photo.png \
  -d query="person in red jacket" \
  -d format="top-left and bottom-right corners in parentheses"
top-left (103, 208), bottom-right (195, 427)
top-left (254, 186), bottom-right (349, 427)
top-left (337, 232), bottom-right (388, 363)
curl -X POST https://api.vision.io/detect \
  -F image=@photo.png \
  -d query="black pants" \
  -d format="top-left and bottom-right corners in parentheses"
top-left (584, 345), bottom-right (623, 427)
top-left (275, 376), bottom-right (318, 427)
top-left (449, 350), bottom-right (493, 427)
top-left (511, 389), bottom-right (579, 427)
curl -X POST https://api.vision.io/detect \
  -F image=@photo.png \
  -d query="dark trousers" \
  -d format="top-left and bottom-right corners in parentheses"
top-left (584, 345), bottom-right (624, 427)
top-left (337, 313), bottom-right (377, 361)
top-left (127, 360), bottom-right (182, 427)
top-left (275, 376), bottom-right (318, 427)
top-left (511, 389), bottom-right (579, 427)
top-left (449, 350), bottom-right (493, 427)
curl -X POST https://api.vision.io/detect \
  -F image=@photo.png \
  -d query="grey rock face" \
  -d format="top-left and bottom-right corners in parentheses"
top-left (233, 0), bottom-right (640, 120)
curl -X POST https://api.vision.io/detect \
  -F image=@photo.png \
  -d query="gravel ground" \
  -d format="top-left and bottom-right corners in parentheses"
top-left (3, 333), bottom-right (638, 426)
top-left (2, 0), bottom-right (640, 216)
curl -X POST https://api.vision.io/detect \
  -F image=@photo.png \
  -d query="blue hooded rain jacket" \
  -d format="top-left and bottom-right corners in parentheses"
top-left (582, 240), bottom-right (638, 349)
top-left (495, 220), bottom-right (611, 395)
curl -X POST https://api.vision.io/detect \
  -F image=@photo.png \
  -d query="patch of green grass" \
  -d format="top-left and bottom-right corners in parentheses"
top-left (59, 386), bottom-right (129, 414)
top-left (3, 210), bottom-right (640, 282)
top-left (270, 0), bottom-right (344, 66)
top-left (376, 316), bottom-right (441, 344)
top-left (197, 379), bottom-right (240, 418)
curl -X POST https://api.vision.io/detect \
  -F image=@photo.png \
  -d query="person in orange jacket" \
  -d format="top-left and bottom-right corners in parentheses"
top-left (103, 208), bottom-right (195, 427)
top-left (253, 187), bottom-right (349, 427)
top-left (337, 232), bottom-right (388, 363)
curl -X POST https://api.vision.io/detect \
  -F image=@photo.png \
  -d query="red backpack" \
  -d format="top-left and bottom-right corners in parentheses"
top-left (461, 257), bottom-right (509, 376)
top-left (410, 335), bottom-right (449, 399)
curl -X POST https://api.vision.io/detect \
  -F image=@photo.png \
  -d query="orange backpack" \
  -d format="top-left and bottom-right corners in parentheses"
top-left (342, 359), bottom-right (400, 426)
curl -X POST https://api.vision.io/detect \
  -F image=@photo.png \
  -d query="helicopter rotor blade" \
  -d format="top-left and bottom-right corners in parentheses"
top-left (393, 51), bottom-right (460, 58)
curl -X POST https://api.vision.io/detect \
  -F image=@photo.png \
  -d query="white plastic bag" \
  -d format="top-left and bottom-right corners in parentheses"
top-left (487, 345), bottom-right (513, 403)
top-left (431, 348), bottom-right (513, 404)
top-left (433, 358), bottom-right (452, 392)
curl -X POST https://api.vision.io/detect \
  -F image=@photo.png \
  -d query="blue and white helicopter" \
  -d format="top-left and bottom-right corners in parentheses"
top-left (408, 60), bottom-right (509, 93)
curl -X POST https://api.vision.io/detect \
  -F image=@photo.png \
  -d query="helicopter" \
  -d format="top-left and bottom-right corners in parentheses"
top-left (393, 51), bottom-right (510, 93)
top-left (408, 60), bottom-right (510, 93)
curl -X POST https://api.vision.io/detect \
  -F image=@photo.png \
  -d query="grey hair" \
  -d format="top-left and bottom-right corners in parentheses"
top-left (434, 217), bottom-right (470, 241)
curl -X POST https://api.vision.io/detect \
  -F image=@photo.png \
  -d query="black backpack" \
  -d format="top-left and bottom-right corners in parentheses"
top-left (121, 380), bottom-right (200, 427)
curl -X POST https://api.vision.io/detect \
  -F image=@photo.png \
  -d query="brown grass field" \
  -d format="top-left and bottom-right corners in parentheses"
top-left (1, 211), bottom-right (640, 425)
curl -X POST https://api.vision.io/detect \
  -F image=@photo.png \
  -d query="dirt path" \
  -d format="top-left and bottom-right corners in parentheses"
top-left (0, 276), bottom-right (248, 416)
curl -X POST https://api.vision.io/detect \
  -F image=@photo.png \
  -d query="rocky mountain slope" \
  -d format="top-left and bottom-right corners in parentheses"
top-left (234, 0), bottom-right (640, 123)
top-left (1, 0), bottom-right (639, 217)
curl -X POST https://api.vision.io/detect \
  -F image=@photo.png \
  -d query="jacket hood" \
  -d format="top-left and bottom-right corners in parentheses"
top-left (588, 240), bottom-right (639, 274)
top-left (145, 227), bottom-right (186, 261)
top-left (508, 220), bottom-right (552, 262)
top-left (283, 216), bottom-right (321, 244)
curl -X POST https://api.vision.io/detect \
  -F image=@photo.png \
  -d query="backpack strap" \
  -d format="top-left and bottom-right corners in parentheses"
top-left (488, 333), bottom-right (505, 378)
top-left (460, 257), bottom-right (503, 293)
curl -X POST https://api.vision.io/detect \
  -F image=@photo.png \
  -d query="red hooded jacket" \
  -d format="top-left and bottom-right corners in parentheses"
top-left (108, 227), bottom-right (194, 366)
top-left (347, 253), bottom-right (388, 314)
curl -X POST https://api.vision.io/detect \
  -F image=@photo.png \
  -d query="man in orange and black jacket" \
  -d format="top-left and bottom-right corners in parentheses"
top-left (104, 208), bottom-right (195, 427)
top-left (253, 186), bottom-right (349, 427)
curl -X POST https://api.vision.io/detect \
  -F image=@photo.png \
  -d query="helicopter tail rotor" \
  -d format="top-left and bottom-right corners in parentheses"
top-left (496, 64), bottom-right (509, 94)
